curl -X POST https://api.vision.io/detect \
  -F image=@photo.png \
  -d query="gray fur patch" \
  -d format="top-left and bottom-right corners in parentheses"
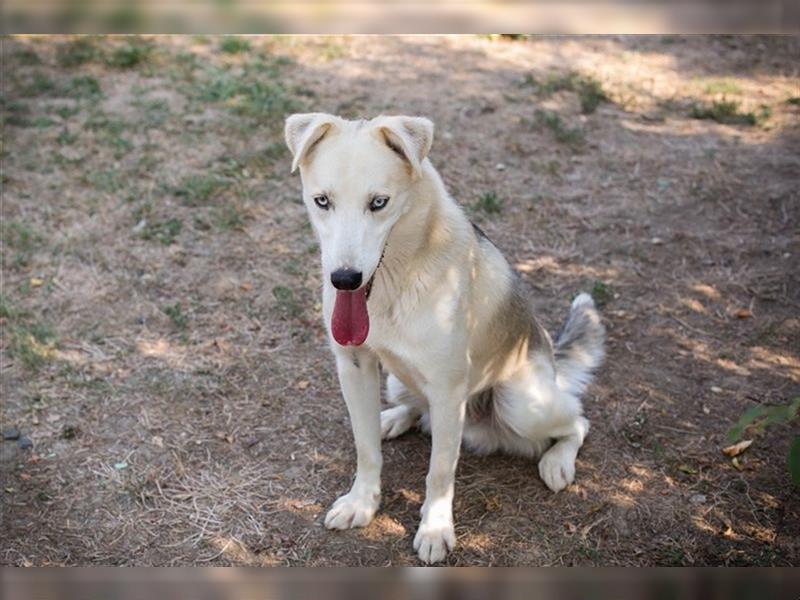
top-left (553, 294), bottom-right (606, 397)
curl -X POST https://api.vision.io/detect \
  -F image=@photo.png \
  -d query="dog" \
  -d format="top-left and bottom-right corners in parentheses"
top-left (284, 113), bottom-right (605, 564)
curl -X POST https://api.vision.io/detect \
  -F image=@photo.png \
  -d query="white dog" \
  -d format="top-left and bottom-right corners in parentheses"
top-left (284, 113), bottom-right (605, 564)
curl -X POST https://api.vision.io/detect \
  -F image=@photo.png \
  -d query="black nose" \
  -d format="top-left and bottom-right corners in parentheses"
top-left (331, 268), bottom-right (363, 291)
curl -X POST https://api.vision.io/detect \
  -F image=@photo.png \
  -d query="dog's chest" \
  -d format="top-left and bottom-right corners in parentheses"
top-left (373, 345), bottom-right (428, 398)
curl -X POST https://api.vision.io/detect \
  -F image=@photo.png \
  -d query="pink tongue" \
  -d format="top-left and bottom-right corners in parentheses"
top-left (331, 287), bottom-right (369, 346)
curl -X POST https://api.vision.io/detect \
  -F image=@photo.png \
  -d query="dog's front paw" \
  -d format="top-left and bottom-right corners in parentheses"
top-left (413, 516), bottom-right (455, 564)
top-left (538, 446), bottom-right (576, 493)
top-left (324, 490), bottom-right (380, 530)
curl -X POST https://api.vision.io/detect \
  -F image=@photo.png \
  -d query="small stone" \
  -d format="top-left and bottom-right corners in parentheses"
top-left (2, 427), bottom-right (20, 441)
top-left (114, 462), bottom-right (128, 470)
top-left (711, 386), bottom-right (723, 394)
top-left (17, 436), bottom-right (33, 450)
top-left (495, 163), bottom-right (506, 171)
top-left (689, 493), bottom-right (706, 505)
top-left (650, 237), bottom-right (664, 245)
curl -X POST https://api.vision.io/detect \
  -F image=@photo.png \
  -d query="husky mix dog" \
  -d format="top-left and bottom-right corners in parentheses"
top-left (284, 113), bottom-right (605, 564)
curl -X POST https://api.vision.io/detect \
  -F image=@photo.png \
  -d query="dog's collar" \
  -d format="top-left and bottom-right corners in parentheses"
top-left (365, 245), bottom-right (387, 301)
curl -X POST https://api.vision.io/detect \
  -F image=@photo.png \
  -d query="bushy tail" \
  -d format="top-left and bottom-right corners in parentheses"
top-left (553, 293), bottom-right (605, 397)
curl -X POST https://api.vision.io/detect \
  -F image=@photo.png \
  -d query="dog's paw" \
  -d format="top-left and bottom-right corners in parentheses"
top-left (413, 516), bottom-right (455, 564)
top-left (324, 490), bottom-right (380, 530)
top-left (381, 406), bottom-right (416, 440)
top-left (538, 446), bottom-right (576, 493)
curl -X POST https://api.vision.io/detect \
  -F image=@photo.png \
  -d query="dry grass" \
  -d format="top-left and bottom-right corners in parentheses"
top-left (1, 35), bottom-right (799, 566)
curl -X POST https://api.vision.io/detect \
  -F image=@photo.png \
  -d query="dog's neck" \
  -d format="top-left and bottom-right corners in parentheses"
top-left (372, 161), bottom-right (471, 308)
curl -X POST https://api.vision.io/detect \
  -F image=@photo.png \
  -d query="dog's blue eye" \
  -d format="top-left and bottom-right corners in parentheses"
top-left (369, 195), bottom-right (389, 212)
top-left (313, 194), bottom-right (330, 210)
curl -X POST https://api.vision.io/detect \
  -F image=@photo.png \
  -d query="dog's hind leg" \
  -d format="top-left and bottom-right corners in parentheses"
top-left (381, 374), bottom-right (422, 440)
top-left (491, 360), bottom-right (589, 492)
top-left (537, 416), bottom-right (589, 492)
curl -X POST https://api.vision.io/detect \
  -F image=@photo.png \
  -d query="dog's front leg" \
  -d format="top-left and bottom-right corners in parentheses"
top-left (324, 349), bottom-right (382, 530)
top-left (414, 380), bottom-right (467, 564)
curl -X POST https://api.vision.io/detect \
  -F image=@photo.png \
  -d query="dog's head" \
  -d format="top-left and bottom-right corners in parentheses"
top-left (284, 113), bottom-right (433, 289)
top-left (284, 113), bottom-right (434, 346)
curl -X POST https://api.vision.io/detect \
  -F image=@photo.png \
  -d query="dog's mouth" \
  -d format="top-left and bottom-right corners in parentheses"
top-left (330, 251), bottom-right (384, 347)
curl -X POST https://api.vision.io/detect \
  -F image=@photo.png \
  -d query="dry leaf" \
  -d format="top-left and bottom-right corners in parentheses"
top-left (484, 496), bottom-right (502, 512)
top-left (734, 308), bottom-right (752, 319)
top-left (296, 380), bottom-right (310, 390)
top-left (30, 277), bottom-right (44, 287)
top-left (240, 282), bottom-right (253, 291)
top-left (678, 464), bottom-right (698, 475)
top-left (722, 439), bottom-right (752, 457)
top-left (731, 457), bottom-right (744, 470)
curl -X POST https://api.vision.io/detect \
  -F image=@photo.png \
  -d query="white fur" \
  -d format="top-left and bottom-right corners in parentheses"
top-left (285, 113), bottom-right (604, 564)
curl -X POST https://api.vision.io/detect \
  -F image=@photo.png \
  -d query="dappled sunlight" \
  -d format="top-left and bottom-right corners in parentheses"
top-left (208, 535), bottom-right (281, 566)
top-left (514, 256), bottom-right (621, 282)
top-left (747, 346), bottom-right (800, 382)
top-left (459, 531), bottom-right (494, 553)
top-left (677, 297), bottom-right (708, 315)
top-left (136, 337), bottom-right (189, 369)
top-left (277, 497), bottom-right (323, 521)
top-left (669, 333), bottom-right (751, 377)
top-left (691, 283), bottom-right (721, 301)
top-left (358, 514), bottom-right (407, 541)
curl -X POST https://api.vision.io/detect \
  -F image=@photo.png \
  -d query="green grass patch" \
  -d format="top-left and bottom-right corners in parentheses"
top-left (590, 280), bottom-right (614, 307)
top-left (173, 174), bottom-right (228, 206)
top-left (17, 72), bottom-right (102, 102)
top-left (702, 78), bottom-right (741, 96)
top-left (30, 116), bottom-right (56, 128)
top-left (56, 127), bottom-right (78, 145)
top-left (138, 98), bottom-right (171, 127)
top-left (213, 205), bottom-right (246, 230)
top-left (58, 38), bottom-right (102, 67)
top-left (690, 99), bottom-right (757, 125)
top-left (195, 64), bottom-right (300, 120)
top-left (14, 48), bottom-right (42, 65)
top-left (140, 218), bottom-right (182, 245)
top-left (19, 72), bottom-right (57, 97)
top-left (535, 110), bottom-right (586, 148)
top-left (9, 322), bottom-right (57, 370)
top-left (163, 302), bottom-right (188, 329)
top-left (64, 75), bottom-right (103, 100)
top-left (787, 96), bottom-right (800, 106)
top-left (2, 298), bottom-right (57, 371)
top-left (106, 42), bottom-right (152, 69)
top-left (1, 220), bottom-right (42, 268)
top-left (85, 113), bottom-right (132, 155)
top-left (526, 71), bottom-right (608, 114)
top-left (473, 192), bottom-right (503, 215)
top-left (86, 169), bottom-right (125, 193)
top-left (219, 37), bottom-right (251, 54)
top-left (54, 104), bottom-right (81, 120)
top-left (1, 98), bottom-right (31, 127)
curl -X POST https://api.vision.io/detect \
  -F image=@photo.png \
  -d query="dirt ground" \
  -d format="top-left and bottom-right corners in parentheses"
top-left (1, 35), bottom-right (799, 566)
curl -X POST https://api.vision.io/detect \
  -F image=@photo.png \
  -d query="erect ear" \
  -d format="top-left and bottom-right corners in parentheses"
top-left (284, 113), bottom-right (337, 173)
top-left (375, 116), bottom-right (434, 178)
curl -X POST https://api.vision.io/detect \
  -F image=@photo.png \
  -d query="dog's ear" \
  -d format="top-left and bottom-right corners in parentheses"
top-left (376, 116), bottom-right (434, 178)
top-left (285, 113), bottom-right (336, 173)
